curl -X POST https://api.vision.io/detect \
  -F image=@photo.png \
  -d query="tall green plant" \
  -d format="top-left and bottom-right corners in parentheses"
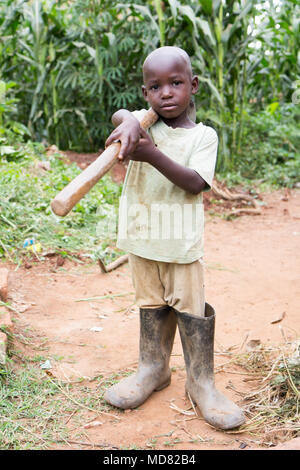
top-left (248, 0), bottom-right (300, 106)
top-left (0, 0), bottom-right (298, 171)
top-left (192, 0), bottom-right (256, 170)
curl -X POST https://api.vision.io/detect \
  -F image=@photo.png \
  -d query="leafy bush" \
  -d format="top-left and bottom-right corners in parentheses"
top-left (219, 103), bottom-right (300, 187)
top-left (0, 80), bottom-right (31, 150)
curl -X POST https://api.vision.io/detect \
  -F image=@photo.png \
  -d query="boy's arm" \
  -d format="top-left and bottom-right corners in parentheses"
top-left (149, 148), bottom-right (206, 194)
top-left (106, 110), bottom-right (207, 194)
top-left (105, 109), bottom-right (141, 161)
top-left (131, 128), bottom-right (206, 195)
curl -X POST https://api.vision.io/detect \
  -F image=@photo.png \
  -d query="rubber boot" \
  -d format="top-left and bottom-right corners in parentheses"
top-left (104, 306), bottom-right (177, 409)
top-left (176, 303), bottom-right (245, 430)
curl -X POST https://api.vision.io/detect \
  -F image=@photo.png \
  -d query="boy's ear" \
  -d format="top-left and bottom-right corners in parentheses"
top-left (191, 75), bottom-right (199, 95)
top-left (142, 85), bottom-right (148, 101)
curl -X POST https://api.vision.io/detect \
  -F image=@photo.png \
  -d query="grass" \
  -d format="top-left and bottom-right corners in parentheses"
top-left (0, 364), bottom-right (72, 449)
top-left (0, 143), bottom-right (123, 265)
top-left (0, 359), bottom-right (124, 450)
top-left (0, 339), bottom-right (68, 447)
top-left (0, 312), bottom-right (143, 450)
top-left (0, 319), bottom-right (125, 450)
top-left (221, 339), bottom-right (300, 446)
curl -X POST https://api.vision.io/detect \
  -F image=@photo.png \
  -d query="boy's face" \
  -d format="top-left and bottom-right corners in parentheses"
top-left (142, 52), bottom-right (198, 124)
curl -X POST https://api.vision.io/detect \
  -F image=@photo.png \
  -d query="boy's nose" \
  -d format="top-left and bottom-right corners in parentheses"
top-left (161, 85), bottom-right (173, 98)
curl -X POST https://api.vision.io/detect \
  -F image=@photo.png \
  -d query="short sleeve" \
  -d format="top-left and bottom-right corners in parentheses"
top-left (188, 126), bottom-right (218, 191)
top-left (131, 109), bottom-right (148, 121)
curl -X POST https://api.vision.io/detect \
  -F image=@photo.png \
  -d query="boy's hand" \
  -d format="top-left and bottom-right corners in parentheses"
top-left (105, 116), bottom-right (141, 161)
top-left (130, 128), bottom-right (157, 163)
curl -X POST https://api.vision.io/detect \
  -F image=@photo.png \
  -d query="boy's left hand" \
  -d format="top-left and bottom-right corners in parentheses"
top-left (130, 128), bottom-right (157, 163)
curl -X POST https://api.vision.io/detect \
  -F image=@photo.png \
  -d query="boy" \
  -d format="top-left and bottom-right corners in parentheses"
top-left (104, 46), bottom-right (245, 430)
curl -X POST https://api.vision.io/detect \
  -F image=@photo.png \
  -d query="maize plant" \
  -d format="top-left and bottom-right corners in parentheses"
top-left (0, 0), bottom-right (298, 170)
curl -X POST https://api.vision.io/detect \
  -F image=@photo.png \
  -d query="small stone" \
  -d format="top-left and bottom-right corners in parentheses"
top-left (246, 339), bottom-right (261, 351)
top-left (239, 442), bottom-right (248, 449)
top-left (40, 360), bottom-right (52, 370)
top-left (90, 326), bottom-right (103, 332)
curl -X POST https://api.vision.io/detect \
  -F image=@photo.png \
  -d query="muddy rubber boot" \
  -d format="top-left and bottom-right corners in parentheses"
top-left (176, 303), bottom-right (245, 430)
top-left (104, 306), bottom-right (177, 409)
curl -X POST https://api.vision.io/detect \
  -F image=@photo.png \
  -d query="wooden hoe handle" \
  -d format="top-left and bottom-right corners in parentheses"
top-left (51, 108), bottom-right (158, 216)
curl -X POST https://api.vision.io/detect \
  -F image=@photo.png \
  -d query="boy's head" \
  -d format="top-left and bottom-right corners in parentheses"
top-left (142, 46), bottom-right (198, 123)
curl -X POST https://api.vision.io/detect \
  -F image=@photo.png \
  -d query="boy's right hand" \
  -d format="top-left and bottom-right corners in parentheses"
top-left (105, 113), bottom-right (141, 162)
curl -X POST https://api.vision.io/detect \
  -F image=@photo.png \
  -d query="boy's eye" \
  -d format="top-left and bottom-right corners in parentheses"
top-left (150, 84), bottom-right (159, 90)
top-left (173, 81), bottom-right (181, 86)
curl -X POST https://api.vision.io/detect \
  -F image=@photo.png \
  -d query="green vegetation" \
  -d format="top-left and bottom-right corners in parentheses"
top-left (0, 144), bottom-right (122, 262)
top-left (0, 0), bottom-right (299, 168)
top-left (8, 149), bottom-right (137, 261)
top-left (0, 322), bottom-right (146, 451)
top-left (0, 360), bottom-right (122, 449)
top-left (0, 364), bottom-right (71, 449)
top-left (0, 73), bottom-right (122, 262)
top-left (219, 102), bottom-right (300, 188)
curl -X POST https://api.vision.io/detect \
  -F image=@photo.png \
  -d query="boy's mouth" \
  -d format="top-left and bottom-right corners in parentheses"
top-left (161, 103), bottom-right (177, 110)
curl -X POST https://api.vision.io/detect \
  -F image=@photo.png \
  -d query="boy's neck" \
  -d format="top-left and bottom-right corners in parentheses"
top-left (160, 111), bottom-right (196, 129)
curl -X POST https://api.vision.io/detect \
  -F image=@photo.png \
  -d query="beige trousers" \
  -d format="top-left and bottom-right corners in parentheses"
top-left (129, 253), bottom-right (205, 316)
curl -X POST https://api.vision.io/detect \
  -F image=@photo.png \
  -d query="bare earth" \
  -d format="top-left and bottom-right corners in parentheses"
top-left (4, 188), bottom-right (300, 450)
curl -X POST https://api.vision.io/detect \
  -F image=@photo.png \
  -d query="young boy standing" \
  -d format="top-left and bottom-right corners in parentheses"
top-left (104, 46), bottom-right (245, 430)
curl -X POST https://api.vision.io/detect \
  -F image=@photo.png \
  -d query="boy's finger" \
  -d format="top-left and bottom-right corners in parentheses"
top-left (105, 136), bottom-right (113, 148)
top-left (118, 139), bottom-right (129, 161)
top-left (139, 128), bottom-right (148, 138)
top-left (105, 135), bottom-right (119, 148)
top-left (139, 128), bottom-right (151, 144)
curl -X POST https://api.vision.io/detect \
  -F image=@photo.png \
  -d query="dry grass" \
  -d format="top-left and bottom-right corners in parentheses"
top-left (225, 339), bottom-right (300, 446)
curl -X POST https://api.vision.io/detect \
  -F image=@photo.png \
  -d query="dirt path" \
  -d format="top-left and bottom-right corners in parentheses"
top-left (4, 189), bottom-right (300, 450)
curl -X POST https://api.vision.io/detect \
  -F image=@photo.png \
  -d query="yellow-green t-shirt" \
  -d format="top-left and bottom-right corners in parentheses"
top-left (117, 109), bottom-right (218, 263)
